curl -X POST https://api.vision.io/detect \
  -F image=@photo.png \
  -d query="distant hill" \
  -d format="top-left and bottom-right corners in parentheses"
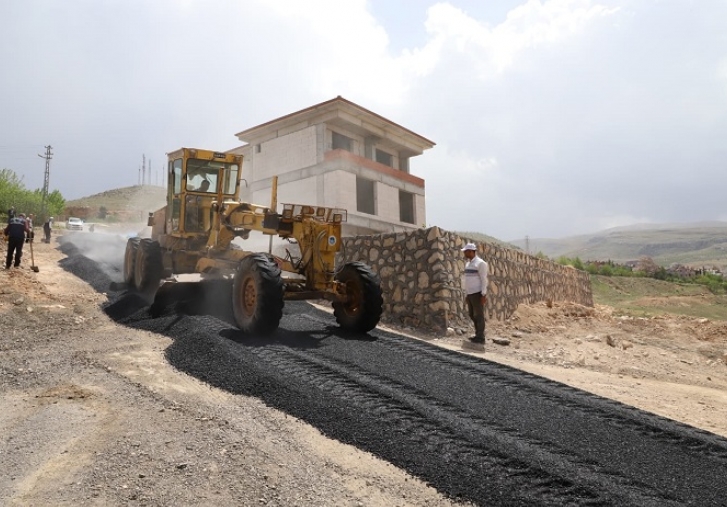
top-left (455, 231), bottom-right (520, 250)
top-left (66, 185), bottom-right (167, 215)
top-left (509, 222), bottom-right (727, 269)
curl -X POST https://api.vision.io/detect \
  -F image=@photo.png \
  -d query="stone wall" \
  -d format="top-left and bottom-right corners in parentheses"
top-left (341, 226), bottom-right (593, 333)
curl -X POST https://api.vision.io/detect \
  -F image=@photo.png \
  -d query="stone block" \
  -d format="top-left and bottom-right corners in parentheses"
top-left (417, 272), bottom-right (429, 289)
top-left (428, 301), bottom-right (449, 312)
top-left (427, 226), bottom-right (441, 242)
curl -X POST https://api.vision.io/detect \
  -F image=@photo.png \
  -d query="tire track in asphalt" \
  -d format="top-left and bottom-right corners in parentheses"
top-left (247, 345), bottom-right (679, 507)
top-left (347, 322), bottom-right (727, 463)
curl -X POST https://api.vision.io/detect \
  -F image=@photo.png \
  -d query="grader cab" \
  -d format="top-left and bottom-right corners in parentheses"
top-left (123, 147), bottom-right (383, 335)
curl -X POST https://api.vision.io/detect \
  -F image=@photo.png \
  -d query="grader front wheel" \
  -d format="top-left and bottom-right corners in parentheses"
top-left (333, 262), bottom-right (383, 333)
top-left (134, 239), bottom-right (164, 295)
top-left (123, 237), bottom-right (141, 288)
top-left (232, 254), bottom-right (284, 335)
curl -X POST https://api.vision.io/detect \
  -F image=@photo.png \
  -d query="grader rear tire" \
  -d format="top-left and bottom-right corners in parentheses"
top-left (232, 254), bottom-right (284, 335)
top-left (333, 262), bottom-right (383, 333)
top-left (123, 237), bottom-right (141, 288)
top-left (134, 239), bottom-right (164, 295)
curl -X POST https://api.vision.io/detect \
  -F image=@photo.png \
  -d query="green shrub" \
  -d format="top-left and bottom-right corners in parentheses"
top-left (585, 263), bottom-right (599, 275)
top-left (612, 266), bottom-right (633, 277)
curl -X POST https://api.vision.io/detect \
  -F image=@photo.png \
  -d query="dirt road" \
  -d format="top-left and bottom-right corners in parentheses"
top-left (2, 231), bottom-right (727, 506)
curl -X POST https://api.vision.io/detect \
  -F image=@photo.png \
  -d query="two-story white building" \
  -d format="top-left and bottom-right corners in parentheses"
top-left (230, 96), bottom-right (435, 236)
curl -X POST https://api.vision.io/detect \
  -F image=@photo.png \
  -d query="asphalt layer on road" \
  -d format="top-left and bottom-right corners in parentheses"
top-left (59, 235), bottom-right (727, 507)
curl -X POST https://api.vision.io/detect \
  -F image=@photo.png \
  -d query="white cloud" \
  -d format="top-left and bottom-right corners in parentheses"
top-left (245, 0), bottom-right (408, 105)
top-left (404, 0), bottom-right (618, 80)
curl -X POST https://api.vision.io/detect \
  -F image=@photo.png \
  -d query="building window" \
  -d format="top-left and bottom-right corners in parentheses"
top-left (399, 190), bottom-right (415, 224)
top-left (356, 177), bottom-right (375, 215)
top-left (399, 155), bottom-right (410, 173)
top-left (255, 144), bottom-right (261, 153)
top-left (332, 131), bottom-right (353, 152)
top-left (375, 149), bottom-right (393, 167)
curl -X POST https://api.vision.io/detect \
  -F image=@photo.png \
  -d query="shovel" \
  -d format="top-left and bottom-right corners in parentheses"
top-left (29, 237), bottom-right (39, 272)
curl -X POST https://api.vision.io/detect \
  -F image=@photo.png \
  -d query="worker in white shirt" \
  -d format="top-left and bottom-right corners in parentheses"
top-left (461, 243), bottom-right (488, 351)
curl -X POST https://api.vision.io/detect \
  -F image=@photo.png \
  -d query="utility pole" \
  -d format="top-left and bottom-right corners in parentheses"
top-left (37, 145), bottom-right (53, 221)
top-left (525, 235), bottom-right (530, 255)
top-left (142, 154), bottom-right (146, 187)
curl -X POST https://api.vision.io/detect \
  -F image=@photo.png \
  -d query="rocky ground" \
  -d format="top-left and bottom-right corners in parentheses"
top-left (1, 231), bottom-right (727, 506)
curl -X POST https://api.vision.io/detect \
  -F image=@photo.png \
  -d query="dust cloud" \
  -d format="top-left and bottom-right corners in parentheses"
top-left (60, 230), bottom-right (129, 281)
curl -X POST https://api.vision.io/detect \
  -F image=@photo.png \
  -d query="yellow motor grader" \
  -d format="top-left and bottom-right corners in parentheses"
top-left (123, 147), bottom-right (383, 335)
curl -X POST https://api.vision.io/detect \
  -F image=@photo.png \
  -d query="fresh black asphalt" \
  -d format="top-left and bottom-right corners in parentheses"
top-left (59, 234), bottom-right (727, 506)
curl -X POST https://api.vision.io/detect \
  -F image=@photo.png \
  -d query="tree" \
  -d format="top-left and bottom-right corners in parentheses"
top-left (46, 189), bottom-right (66, 219)
top-left (0, 168), bottom-right (26, 212)
top-left (0, 168), bottom-right (65, 221)
top-left (636, 256), bottom-right (660, 276)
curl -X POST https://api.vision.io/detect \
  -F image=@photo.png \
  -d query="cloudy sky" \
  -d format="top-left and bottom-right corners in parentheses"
top-left (1, 0), bottom-right (725, 241)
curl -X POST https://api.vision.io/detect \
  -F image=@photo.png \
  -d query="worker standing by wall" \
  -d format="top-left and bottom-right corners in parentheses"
top-left (460, 242), bottom-right (489, 351)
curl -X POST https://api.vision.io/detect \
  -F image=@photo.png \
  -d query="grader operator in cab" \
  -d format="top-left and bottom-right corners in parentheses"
top-left (123, 148), bottom-right (383, 335)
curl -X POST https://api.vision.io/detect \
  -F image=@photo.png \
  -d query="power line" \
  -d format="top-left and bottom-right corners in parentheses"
top-left (37, 145), bottom-right (53, 221)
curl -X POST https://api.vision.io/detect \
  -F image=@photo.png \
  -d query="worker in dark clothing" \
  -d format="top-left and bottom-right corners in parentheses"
top-left (43, 217), bottom-right (53, 243)
top-left (5, 213), bottom-right (29, 269)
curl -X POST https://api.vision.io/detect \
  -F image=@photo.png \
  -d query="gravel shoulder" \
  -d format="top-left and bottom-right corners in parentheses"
top-left (2, 232), bottom-right (727, 505)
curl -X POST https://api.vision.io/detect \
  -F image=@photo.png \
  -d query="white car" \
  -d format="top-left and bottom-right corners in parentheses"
top-left (67, 217), bottom-right (84, 231)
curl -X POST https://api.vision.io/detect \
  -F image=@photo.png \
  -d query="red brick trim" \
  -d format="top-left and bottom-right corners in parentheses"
top-left (325, 150), bottom-right (425, 188)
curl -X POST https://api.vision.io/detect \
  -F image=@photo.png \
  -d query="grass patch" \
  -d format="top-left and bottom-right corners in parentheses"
top-left (591, 274), bottom-right (727, 321)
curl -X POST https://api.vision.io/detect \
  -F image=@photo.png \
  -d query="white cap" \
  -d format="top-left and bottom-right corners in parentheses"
top-left (461, 243), bottom-right (477, 251)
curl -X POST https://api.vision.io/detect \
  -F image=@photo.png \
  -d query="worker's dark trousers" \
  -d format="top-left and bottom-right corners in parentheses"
top-left (466, 292), bottom-right (486, 342)
top-left (6, 236), bottom-right (24, 268)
